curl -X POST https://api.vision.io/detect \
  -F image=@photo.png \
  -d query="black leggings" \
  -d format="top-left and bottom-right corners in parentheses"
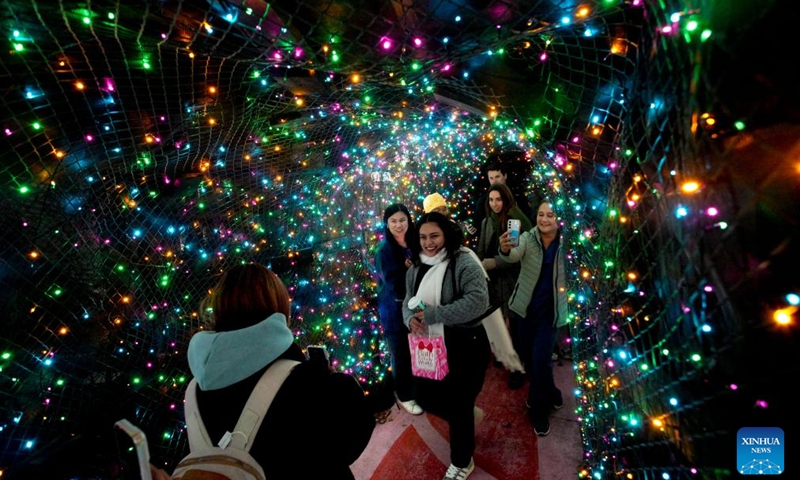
top-left (416, 325), bottom-right (491, 467)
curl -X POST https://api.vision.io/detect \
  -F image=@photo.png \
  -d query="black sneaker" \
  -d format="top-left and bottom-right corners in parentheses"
top-left (508, 371), bottom-right (524, 390)
top-left (533, 418), bottom-right (550, 437)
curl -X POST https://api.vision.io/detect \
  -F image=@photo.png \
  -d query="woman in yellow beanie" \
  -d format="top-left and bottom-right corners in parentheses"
top-left (423, 192), bottom-right (449, 215)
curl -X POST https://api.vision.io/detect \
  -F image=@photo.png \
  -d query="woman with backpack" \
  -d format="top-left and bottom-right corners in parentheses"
top-left (184, 264), bottom-right (375, 479)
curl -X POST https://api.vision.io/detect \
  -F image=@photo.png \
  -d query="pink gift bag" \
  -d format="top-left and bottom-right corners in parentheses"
top-left (408, 332), bottom-right (449, 380)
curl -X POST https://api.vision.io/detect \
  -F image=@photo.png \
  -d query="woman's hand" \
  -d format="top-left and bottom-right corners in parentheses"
top-left (499, 230), bottom-right (514, 253)
top-left (482, 258), bottom-right (497, 270)
top-left (150, 465), bottom-right (173, 480)
top-left (409, 316), bottom-right (428, 335)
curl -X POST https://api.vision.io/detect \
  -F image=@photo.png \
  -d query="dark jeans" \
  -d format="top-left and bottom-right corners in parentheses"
top-left (384, 327), bottom-right (415, 401)
top-left (511, 311), bottom-right (561, 422)
top-left (416, 325), bottom-right (490, 467)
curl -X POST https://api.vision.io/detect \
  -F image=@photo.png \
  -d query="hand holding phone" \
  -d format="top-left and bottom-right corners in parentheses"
top-left (307, 345), bottom-right (330, 366)
top-left (507, 219), bottom-right (521, 246)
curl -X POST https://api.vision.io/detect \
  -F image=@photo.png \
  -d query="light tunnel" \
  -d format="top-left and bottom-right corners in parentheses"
top-left (0, 0), bottom-right (797, 478)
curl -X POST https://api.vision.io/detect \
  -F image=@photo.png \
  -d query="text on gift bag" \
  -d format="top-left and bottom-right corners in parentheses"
top-left (408, 333), bottom-right (449, 381)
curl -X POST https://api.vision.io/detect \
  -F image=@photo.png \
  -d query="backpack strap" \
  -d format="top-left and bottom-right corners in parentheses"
top-left (228, 359), bottom-right (299, 452)
top-left (183, 359), bottom-right (300, 453)
top-left (184, 379), bottom-right (214, 451)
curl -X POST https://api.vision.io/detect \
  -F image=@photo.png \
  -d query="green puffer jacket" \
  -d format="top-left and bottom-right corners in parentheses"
top-left (500, 227), bottom-right (569, 327)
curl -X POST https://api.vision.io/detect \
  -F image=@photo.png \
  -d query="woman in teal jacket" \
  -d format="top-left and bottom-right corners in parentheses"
top-left (499, 199), bottom-right (569, 437)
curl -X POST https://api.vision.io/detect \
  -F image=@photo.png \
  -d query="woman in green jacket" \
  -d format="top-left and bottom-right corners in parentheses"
top-left (499, 199), bottom-right (569, 437)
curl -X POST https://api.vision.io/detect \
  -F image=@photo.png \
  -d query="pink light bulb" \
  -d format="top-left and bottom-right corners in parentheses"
top-left (706, 207), bottom-right (719, 216)
top-left (540, 52), bottom-right (548, 61)
top-left (381, 39), bottom-right (392, 50)
top-left (413, 37), bottom-right (423, 47)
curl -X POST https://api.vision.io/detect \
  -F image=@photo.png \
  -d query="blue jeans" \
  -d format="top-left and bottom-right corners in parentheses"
top-left (511, 311), bottom-right (561, 422)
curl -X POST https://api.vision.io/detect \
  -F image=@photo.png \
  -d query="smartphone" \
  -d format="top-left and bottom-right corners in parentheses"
top-left (508, 219), bottom-right (521, 246)
top-left (114, 419), bottom-right (153, 480)
top-left (307, 345), bottom-right (330, 366)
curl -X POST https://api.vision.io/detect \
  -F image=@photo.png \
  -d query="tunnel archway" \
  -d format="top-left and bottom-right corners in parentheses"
top-left (1, 0), bottom-right (796, 478)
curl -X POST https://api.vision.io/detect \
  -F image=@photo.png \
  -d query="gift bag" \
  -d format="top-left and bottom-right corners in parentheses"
top-left (408, 326), bottom-right (449, 381)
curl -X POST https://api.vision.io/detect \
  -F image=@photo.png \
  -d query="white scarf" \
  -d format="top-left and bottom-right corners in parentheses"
top-left (408, 247), bottom-right (487, 337)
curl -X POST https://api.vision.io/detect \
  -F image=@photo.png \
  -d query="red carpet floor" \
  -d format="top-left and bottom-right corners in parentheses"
top-left (352, 363), bottom-right (541, 480)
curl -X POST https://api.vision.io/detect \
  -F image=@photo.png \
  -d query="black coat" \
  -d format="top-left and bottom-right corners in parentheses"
top-left (194, 343), bottom-right (375, 479)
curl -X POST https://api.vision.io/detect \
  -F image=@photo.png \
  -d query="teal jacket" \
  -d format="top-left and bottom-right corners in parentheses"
top-left (500, 227), bottom-right (569, 327)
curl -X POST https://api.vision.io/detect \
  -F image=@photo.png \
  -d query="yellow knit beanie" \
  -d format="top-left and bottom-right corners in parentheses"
top-left (423, 193), bottom-right (447, 213)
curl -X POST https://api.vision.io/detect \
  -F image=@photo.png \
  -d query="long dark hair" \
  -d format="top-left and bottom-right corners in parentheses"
top-left (413, 212), bottom-right (463, 264)
top-left (485, 183), bottom-right (517, 230)
top-left (382, 203), bottom-right (419, 256)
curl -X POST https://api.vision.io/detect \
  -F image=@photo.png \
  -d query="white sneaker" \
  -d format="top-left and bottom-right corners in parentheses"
top-left (473, 406), bottom-right (485, 426)
top-left (443, 458), bottom-right (474, 480)
top-left (396, 398), bottom-right (424, 415)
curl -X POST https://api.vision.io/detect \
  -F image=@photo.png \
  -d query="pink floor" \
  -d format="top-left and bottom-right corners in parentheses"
top-left (351, 360), bottom-right (582, 479)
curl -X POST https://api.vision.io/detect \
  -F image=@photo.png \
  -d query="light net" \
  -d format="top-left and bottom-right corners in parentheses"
top-left (0, 0), bottom-right (796, 478)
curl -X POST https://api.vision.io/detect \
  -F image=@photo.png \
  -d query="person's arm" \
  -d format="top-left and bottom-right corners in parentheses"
top-left (491, 252), bottom-right (514, 270)
top-left (150, 465), bottom-right (172, 480)
top-left (499, 229), bottom-right (530, 263)
top-left (473, 194), bottom-right (486, 237)
top-left (402, 267), bottom-right (416, 328)
top-left (476, 218), bottom-right (488, 260)
top-left (424, 256), bottom-right (489, 326)
top-left (376, 243), bottom-right (403, 288)
top-left (319, 372), bottom-right (376, 466)
top-left (493, 209), bottom-right (531, 269)
top-left (479, 219), bottom-right (502, 270)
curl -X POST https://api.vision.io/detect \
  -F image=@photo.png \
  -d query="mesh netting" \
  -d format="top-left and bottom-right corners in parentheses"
top-left (1, 0), bottom-right (797, 478)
